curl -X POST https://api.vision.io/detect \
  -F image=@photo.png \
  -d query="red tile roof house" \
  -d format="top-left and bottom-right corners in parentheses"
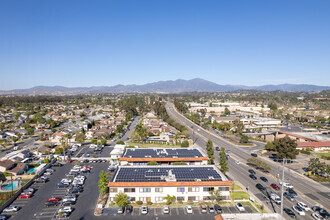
top-left (297, 141), bottom-right (330, 151)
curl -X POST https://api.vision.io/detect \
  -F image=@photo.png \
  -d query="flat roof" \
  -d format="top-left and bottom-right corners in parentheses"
top-left (121, 148), bottom-right (204, 159)
top-left (108, 165), bottom-right (230, 187)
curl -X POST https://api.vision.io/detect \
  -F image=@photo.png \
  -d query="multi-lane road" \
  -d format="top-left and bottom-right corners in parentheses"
top-left (165, 101), bottom-right (330, 219)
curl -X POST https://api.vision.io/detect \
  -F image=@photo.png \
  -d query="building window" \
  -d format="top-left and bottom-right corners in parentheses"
top-left (140, 188), bottom-right (151, 193)
top-left (177, 196), bottom-right (185, 202)
top-left (155, 187), bottom-right (163, 192)
top-left (203, 196), bottom-right (211, 200)
top-left (203, 187), bottom-right (214, 192)
top-left (155, 197), bottom-right (163, 202)
top-left (221, 187), bottom-right (229, 191)
top-left (177, 187), bottom-right (185, 192)
top-left (129, 197), bottom-right (136, 202)
top-left (188, 187), bottom-right (200, 192)
top-left (110, 188), bottom-right (117, 193)
top-left (124, 188), bottom-right (136, 193)
top-left (188, 196), bottom-right (196, 201)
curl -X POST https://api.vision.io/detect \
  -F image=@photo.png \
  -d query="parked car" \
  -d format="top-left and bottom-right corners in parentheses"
top-left (283, 208), bottom-right (296, 218)
top-left (117, 206), bottom-right (124, 214)
top-left (248, 169), bottom-right (256, 175)
top-left (58, 206), bottom-right (73, 213)
top-left (126, 205), bottom-right (133, 214)
top-left (293, 205), bottom-right (305, 215)
top-left (35, 177), bottom-right (49, 183)
top-left (3, 206), bottom-right (19, 212)
top-left (44, 201), bottom-right (59, 207)
top-left (163, 205), bottom-right (170, 214)
top-left (54, 211), bottom-right (70, 218)
top-left (260, 176), bottom-right (268, 182)
top-left (208, 205), bottom-right (215, 213)
top-left (53, 162), bottom-right (63, 167)
top-left (214, 204), bottom-right (222, 214)
top-left (0, 215), bottom-right (8, 220)
top-left (57, 182), bottom-right (70, 188)
top-left (236, 203), bottom-right (245, 212)
top-left (47, 197), bottom-right (61, 202)
top-left (61, 200), bottom-right (76, 206)
top-left (18, 193), bottom-right (31, 199)
top-left (141, 206), bottom-right (148, 215)
top-left (271, 183), bottom-right (280, 190)
top-left (200, 204), bottom-right (207, 213)
top-left (186, 205), bottom-right (193, 214)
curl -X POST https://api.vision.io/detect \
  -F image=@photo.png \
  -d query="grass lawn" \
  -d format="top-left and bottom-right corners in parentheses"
top-left (230, 191), bottom-right (250, 200)
top-left (230, 182), bottom-right (242, 190)
top-left (309, 174), bottom-right (330, 182)
top-left (126, 142), bottom-right (182, 148)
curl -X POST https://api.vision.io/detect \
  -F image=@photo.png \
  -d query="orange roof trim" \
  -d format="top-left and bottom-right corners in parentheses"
top-left (108, 181), bottom-right (231, 187)
top-left (119, 156), bottom-right (209, 162)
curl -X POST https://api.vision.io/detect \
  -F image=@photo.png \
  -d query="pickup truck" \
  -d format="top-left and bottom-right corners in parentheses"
top-left (270, 193), bottom-right (281, 204)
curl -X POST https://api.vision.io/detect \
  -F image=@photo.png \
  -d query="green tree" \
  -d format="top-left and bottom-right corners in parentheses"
top-left (76, 132), bottom-right (85, 144)
top-left (224, 107), bottom-right (231, 115)
top-left (209, 188), bottom-right (222, 202)
top-left (206, 140), bottom-right (213, 151)
top-left (181, 140), bottom-right (189, 148)
top-left (114, 192), bottom-right (129, 207)
top-left (164, 194), bottom-right (176, 205)
top-left (98, 170), bottom-right (108, 195)
top-left (116, 141), bottom-right (125, 145)
top-left (265, 141), bottom-right (275, 151)
top-left (233, 119), bottom-right (244, 135)
top-left (27, 128), bottom-right (35, 135)
top-left (240, 135), bottom-right (249, 143)
top-left (91, 139), bottom-right (98, 145)
top-left (55, 147), bottom-right (64, 155)
top-left (44, 158), bottom-right (50, 164)
top-left (219, 147), bottom-right (229, 174)
top-left (172, 162), bottom-right (187, 165)
top-left (101, 139), bottom-right (107, 145)
top-left (274, 136), bottom-right (299, 159)
top-left (147, 161), bottom-right (158, 165)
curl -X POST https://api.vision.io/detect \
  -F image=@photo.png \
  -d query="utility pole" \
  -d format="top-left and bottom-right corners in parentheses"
top-left (280, 158), bottom-right (285, 216)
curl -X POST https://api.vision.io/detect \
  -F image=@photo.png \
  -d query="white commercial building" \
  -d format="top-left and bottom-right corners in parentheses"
top-left (108, 165), bottom-right (231, 204)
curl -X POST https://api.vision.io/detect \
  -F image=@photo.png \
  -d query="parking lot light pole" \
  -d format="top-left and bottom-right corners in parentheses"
top-left (280, 158), bottom-right (285, 216)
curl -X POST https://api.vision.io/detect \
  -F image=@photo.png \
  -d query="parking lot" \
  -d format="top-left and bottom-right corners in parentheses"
top-left (100, 205), bottom-right (253, 219)
top-left (2, 160), bottom-right (109, 220)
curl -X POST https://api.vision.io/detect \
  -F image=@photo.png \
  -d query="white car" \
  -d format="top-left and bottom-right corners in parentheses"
top-left (186, 205), bottom-right (193, 214)
top-left (59, 206), bottom-right (73, 213)
top-left (44, 171), bottom-right (52, 175)
top-left (163, 205), bottom-right (170, 214)
top-left (280, 182), bottom-right (294, 189)
top-left (141, 206), bottom-right (148, 214)
top-left (61, 178), bottom-right (72, 184)
top-left (236, 203), bottom-right (245, 212)
top-left (297, 202), bottom-right (311, 211)
top-left (73, 165), bottom-right (81, 169)
top-left (89, 144), bottom-right (97, 148)
top-left (312, 212), bottom-right (325, 220)
top-left (63, 197), bottom-right (76, 202)
top-left (3, 205), bottom-right (19, 212)
top-left (293, 205), bottom-right (305, 215)
top-left (235, 161), bottom-right (240, 164)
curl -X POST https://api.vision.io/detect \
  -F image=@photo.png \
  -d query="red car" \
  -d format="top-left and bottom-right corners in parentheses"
top-left (18, 193), bottom-right (31, 199)
top-left (271, 183), bottom-right (280, 190)
top-left (46, 197), bottom-right (61, 202)
top-left (67, 160), bottom-right (74, 163)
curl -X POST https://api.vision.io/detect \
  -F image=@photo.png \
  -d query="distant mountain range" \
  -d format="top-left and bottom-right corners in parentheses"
top-left (0, 78), bottom-right (329, 96)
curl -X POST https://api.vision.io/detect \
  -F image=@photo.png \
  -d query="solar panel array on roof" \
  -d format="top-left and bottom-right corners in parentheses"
top-left (122, 148), bottom-right (203, 158)
top-left (113, 166), bottom-right (222, 182)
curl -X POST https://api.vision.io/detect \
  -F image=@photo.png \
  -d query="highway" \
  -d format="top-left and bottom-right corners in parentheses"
top-left (165, 101), bottom-right (329, 219)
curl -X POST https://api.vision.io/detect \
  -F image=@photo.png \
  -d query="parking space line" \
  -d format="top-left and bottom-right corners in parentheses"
top-left (175, 207), bottom-right (179, 215)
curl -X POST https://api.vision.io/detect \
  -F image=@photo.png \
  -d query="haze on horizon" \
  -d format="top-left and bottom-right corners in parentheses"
top-left (1, 0), bottom-right (330, 90)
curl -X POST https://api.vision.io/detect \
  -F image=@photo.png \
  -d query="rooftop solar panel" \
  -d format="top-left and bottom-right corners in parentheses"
top-left (122, 148), bottom-right (204, 158)
top-left (112, 166), bottom-right (224, 183)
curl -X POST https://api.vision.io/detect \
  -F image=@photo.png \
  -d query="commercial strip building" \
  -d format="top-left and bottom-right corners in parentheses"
top-left (119, 148), bottom-right (209, 166)
top-left (108, 165), bottom-right (231, 204)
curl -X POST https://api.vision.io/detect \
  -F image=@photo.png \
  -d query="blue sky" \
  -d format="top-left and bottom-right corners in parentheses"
top-left (1, 0), bottom-right (329, 90)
